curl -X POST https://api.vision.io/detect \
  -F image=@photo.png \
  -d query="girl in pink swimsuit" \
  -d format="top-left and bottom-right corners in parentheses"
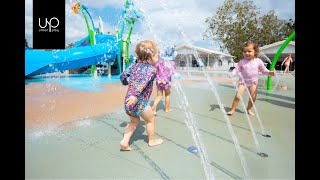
top-left (227, 40), bottom-right (275, 116)
top-left (152, 60), bottom-right (176, 113)
top-left (152, 46), bottom-right (177, 114)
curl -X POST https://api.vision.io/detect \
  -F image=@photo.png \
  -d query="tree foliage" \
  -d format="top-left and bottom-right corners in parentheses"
top-left (203, 0), bottom-right (294, 61)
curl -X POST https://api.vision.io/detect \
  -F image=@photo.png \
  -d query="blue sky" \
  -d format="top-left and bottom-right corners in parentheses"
top-left (25, 0), bottom-right (295, 53)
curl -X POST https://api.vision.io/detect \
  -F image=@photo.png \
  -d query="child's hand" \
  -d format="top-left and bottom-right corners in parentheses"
top-left (121, 78), bottom-right (129, 85)
top-left (270, 71), bottom-right (276, 76)
top-left (126, 96), bottom-right (138, 106)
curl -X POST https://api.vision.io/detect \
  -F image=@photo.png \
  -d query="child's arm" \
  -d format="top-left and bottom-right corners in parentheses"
top-left (120, 65), bottom-right (133, 85)
top-left (229, 61), bottom-right (241, 78)
top-left (258, 60), bottom-right (275, 76)
top-left (281, 57), bottom-right (287, 66)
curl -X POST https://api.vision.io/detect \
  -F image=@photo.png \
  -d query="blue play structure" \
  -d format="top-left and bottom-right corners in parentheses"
top-left (25, 0), bottom-right (139, 78)
top-left (25, 34), bottom-right (118, 77)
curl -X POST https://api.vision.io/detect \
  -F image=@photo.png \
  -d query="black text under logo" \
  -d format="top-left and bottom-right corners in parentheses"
top-left (38, 17), bottom-right (60, 32)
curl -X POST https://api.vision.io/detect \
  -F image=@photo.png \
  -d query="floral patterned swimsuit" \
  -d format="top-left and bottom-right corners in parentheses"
top-left (155, 60), bottom-right (176, 90)
top-left (120, 62), bottom-right (157, 117)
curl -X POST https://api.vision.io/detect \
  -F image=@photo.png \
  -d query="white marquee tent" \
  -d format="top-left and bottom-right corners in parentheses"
top-left (174, 44), bottom-right (235, 71)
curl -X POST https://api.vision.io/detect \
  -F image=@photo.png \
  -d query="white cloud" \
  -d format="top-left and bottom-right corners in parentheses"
top-left (65, 2), bottom-right (89, 45)
top-left (80, 0), bottom-right (123, 9)
top-left (255, 0), bottom-right (295, 20)
top-left (25, 0), bottom-right (295, 51)
top-left (132, 0), bottom-right (223, 50)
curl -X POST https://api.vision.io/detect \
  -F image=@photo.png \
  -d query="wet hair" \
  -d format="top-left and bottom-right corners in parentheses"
top-left (243, 40), bottom-right (259, 58)
top-left (135, 40), bottom-right (158, 62)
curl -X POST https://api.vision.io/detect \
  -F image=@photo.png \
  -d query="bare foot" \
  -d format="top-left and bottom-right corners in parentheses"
top-left (165, 109), bottom-right (172, 113)
top-left (148, 138), bottom-right (164, 147)
top-left (120, 140), bottom-right (132, 151)
top-left (227, 111), bottom-right (234, 116)
top-left (247, 110), bottom-right (255, 116)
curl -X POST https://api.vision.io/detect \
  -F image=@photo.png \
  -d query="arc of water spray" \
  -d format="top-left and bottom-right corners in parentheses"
top-left (116, 0), bottom-right (127, 75)
top-left (175, 18), bottom-right (251, 180)
top-left (204, 74), bottom-right (250, 178)
top-left (235, 72), bottom-right (270, 138)
top-left (171, 9), bottom-right (250, 179)
top-left (134, 4), bottom-right (164, 49)
top-left (185, 54), bottom-right (192, 77)
top-left (230, 78), bottom-right (267, 157)
top-left (135, 1), bottom-right (215, 179)
top-left (156, 1), bottom-right (250, 178)
top-left (174, 82), bottom-right (215, 180)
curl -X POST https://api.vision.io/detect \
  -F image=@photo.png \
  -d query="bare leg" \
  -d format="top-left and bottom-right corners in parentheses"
top-left (152, 88), bottom-right (163, 115)
top-left (284, 65), bottom-right (289, 75)
top-left (141, 105), bottom-right (163, 147)
top-left (227, 84), bottom-right (246, 115)
top-left (164, 88), bottom-right (172, 112)
top-left (120, 115), bottom-right (140, 151)
top-left (247, 84), bottom-right (257, 116)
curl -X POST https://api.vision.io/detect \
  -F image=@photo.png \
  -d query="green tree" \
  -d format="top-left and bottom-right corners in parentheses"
top-left (255, 10), bottom-right (293, 46)
top-left (203, 0), bottom-right (294, 61)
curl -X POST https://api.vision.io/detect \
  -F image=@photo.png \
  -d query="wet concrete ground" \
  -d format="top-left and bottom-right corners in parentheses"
top-left (25, 72), bottom-right (295, 179)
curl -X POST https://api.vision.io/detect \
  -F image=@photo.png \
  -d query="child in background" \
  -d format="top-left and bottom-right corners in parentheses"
top-left (119, 40), bottom-right (163, 151)
top-left (227, 40), bottom-right (275, 116)
top-left (281, 54), bottom-right (293, 75)
top-left (152, 46), bottom-right (177, 114)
